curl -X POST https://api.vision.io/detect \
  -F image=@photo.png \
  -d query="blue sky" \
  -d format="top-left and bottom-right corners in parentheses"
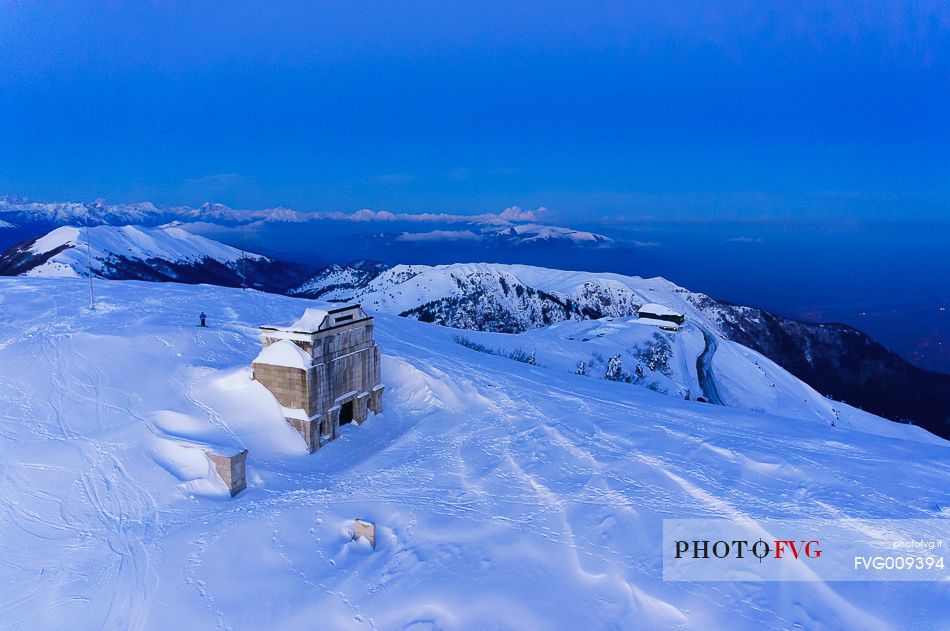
top-left (1, 1), bottom-right (948, 223)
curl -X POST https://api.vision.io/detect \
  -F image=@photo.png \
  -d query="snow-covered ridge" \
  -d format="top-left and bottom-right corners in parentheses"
top-left (483, 223), bottom-right (613, 244)
top-left (291, 260), bottom-right (389, 298)
top-left (296, 261), bottom-right (696, 332)
top-left (388, 224), bottom-right (615, 246)
top-left (19, 224), bottom-right (265, 278)
top-left (0, 223), bottom-right (322, 292)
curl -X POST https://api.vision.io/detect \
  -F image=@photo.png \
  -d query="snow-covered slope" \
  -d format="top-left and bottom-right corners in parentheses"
top-left (293, 262), bottom-right (950, 438)
top-left (0, 224), bottom-right (314, 292)
top-left (294, 262), bottom-right (701, 329)
top-left (452, 313), bottom-right (901, 434)
top-left (290, 260), bottom-right (389, 298)
top-left (0, 277), bottom-right (945, 630)
top-left (18, 224), bottom-right (263, 278)
top-left (294, 262), bottom-right (645, 328)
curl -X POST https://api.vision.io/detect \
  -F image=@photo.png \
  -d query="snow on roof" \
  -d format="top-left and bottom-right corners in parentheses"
top-left (638, 303), bottom-right (683, 317)
top-left (290, 308), bottom-right (330, 331)
top-left (262, 306), bottom-right (366, 334)
top-left (253, 339), bottom-right (312, 369)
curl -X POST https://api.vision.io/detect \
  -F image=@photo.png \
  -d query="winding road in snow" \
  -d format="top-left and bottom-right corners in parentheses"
top-left (695, 325), bottom-right (725, 405)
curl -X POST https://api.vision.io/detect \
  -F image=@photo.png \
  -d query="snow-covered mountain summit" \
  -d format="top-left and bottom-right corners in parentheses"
top-left (0, 276), bottom-right (944, 629)
top-left (0, 224), bottom-right (314, 291)
top-left (0, 224), bottom-right (261, 278)
top-left (481, 222), bottom-right (614, 245)
top-left (367, 222), bottom-right (615, 250)
top-left (290, 261), bottom-right (773, 337)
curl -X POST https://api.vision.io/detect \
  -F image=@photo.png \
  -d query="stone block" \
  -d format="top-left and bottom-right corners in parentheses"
top-left (353, 519), bottom-right (376, 549)
top-left (326, 405), bottom-right (341, 440)
top-left (205, 449), bottom-right (248, 496)
top-left (355, 391), bottom-right (369, 425)
top-left (369, 385), bottom-right (385, 414)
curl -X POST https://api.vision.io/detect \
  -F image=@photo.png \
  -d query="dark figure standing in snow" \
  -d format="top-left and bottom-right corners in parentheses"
top-left (199, 312), bottom-right (207, 327)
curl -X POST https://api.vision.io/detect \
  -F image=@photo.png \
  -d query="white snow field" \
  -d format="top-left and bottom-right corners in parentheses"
top-left (0, 277), bottom-right (947, 630)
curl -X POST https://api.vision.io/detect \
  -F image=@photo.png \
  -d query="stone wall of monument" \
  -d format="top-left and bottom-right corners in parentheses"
top-left (251, 363), bottom-right (309, 411)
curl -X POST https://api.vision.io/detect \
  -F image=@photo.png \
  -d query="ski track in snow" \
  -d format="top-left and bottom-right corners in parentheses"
top-left (0, 278), bottom-right (946, 630)
top-left (0, 307), bottom-right (160, 628)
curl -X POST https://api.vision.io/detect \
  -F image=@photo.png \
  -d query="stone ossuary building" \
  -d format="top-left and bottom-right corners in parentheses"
top-left (252, 304), bottom-right (384, 452)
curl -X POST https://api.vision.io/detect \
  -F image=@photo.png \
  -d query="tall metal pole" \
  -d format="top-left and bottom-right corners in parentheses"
top-left (241, 224), bottom-right (247, 290)
top-left (85, 206), bottom-right (95, 311)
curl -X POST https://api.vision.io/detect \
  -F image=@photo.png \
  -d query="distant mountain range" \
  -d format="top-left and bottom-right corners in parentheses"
top-left (0, 196), bottom-right (304, 225)
top-left (1, 223), bottom-right (946, 439)
top-left (365, 223), bottom-right (615, 247)
top-left (0, 196), bottom-right (617, 253)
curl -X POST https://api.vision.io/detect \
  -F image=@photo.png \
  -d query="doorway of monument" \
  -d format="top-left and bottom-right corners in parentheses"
top-left (340, 400), bottom-right (354, 425)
